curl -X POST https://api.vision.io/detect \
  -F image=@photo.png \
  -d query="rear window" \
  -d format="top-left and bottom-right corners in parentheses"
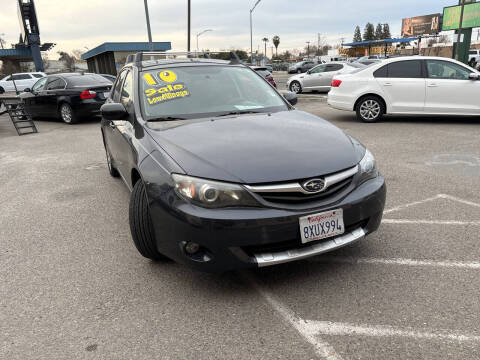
top-left (67, 74), bottom-right (111, 87)
top-left (32, 74), bottom-right (44, 78)
top-left (12, 74), bottom-right (32, 80)
top-left (255, 69), bottom-right (271, 77)
top-left (373, 65), bottom-right (388, 78)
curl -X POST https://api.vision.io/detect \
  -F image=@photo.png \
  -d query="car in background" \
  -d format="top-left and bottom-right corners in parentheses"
top-left (288, 60), bottom-right (316, 74)
top-left (287, 62), bottom-right (365, 93)
top-left (0, 72), bottom-right (46, 93)
top-left (328, 56), bottom-right (480, 122)
top-left (20, 73), bottom-right (112, 124)
top-left (100, 52), bottom-right (385, 272)
top-left (265, 64), bottom-right (273, 72)
top-left (250, 66), bottom-right (277, 88)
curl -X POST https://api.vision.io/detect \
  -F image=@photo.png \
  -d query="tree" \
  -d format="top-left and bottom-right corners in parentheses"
top-left (363, 23), bottom-right (375, 41)
top-left (262, 37), bottom-right (269, 58)
top-left (58, 51), bottom-right (76, 71)
top-left (353, 26), bottom-right (362, 42)
top-left (382, 23), bottom-right (392, 39)
top-left (375, 23), bottom-right (384, 40)
top-left (272, 35), bottom-right (280, 57)
top-left (71, 49), bottom-right (83, 61)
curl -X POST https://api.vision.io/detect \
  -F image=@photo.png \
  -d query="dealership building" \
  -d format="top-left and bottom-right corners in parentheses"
top-left (81, 41), bottom-right (172, 75)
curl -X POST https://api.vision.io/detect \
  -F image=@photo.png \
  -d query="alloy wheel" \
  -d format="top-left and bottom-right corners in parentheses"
top-left (290, 82), bottom-right (301, 94)
top-left (61, 104), bottom-right (73, 123)
top-left (359, 100), bottom-right (380, 121)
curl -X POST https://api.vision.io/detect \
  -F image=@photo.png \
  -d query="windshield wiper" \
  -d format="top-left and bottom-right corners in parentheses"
top-left (214, 110), bottom-right (263, 118)
top-left (147, 116), bottom-right (186, 122)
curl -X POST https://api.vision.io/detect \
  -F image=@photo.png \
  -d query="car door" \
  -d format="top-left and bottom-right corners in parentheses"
top-left (375, 60), bottom-right (425, 113)
top-left (22, 77), bottom-right (48, 116)
top-left (302, 64), bottom-right (327, 89)
top-left (103, 69), bottom-right (133, 179)
top-left (424, 59), bottom-right (480, 115)
top-left (41, 77), bottom-right (65, 117)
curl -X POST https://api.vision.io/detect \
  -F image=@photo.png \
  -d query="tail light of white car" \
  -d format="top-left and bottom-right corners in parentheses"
top-left (331, 79), bottom-right (342, 87)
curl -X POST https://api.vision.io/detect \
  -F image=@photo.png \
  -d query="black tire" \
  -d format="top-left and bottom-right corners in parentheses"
top-left (59, 103), bottom-right (78, 124)
top-left (297, 69), bottom-right (302, 74)
top-left (105, 145), bottom-right (120, 178)
top-left (289, 80), bottom-right (302, 94)
top-left (129, 180), bottom-right (167, 261)
top-left (0, 87), bottom-right (4, 94)
top-left (356, 96), bottom-right (385, 123)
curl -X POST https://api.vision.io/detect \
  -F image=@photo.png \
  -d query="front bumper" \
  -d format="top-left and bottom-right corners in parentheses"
top-left (146, 176), bottom-right (386, 272)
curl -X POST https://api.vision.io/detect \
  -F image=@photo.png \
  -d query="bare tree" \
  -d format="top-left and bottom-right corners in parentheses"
top-left (71, 49), bottom-right (83, 61)
top-left (58, 51), bottom-right (76, 72)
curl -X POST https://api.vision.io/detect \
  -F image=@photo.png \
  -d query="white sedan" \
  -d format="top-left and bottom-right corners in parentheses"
top-left (0, 72), bottom-right (46, 94)
top-left (328, 56), bottom-right (480, 122)
top-left (286, 62), bottom-right (364, 93)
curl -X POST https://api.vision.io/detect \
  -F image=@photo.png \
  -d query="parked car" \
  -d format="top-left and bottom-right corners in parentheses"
top-left (20, 73), bottom-right (112, 124)
top-left (469, 49), bottom-right (480, 67)
top-left (250, 66), bottom-right (277, 88)
top-left (288, 60), bottom-right (316, 74)
top-left (0, 72), bottom-right (46, 94)
top-left (100, 52), bottom-right (386, 272)
top-left (328, 56), bottom-right (480, 122)
top-left (287, 62), bottom-right (365, 93)
top-left (265, 64), bottom-right (273, 73)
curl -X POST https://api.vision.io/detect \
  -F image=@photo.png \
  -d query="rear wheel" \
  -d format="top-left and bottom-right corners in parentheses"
top-left (289, 81), bottom-right (302, 94)
top-left (129, 180), bottom-right (168, 261)
top-left (0, 87), bottom-right (4, 94)
top-left (356, 96), bottom-right (385, 123)
top-left (59, 103), bottom-right (78, 124)
top-left (297, 69), bottom-right (302, 74)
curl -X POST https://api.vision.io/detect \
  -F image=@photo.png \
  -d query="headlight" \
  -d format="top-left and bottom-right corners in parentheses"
top-left (358, 149), bottom-right (378, 184)
top-left (172, 174), bottom-right (259, 208)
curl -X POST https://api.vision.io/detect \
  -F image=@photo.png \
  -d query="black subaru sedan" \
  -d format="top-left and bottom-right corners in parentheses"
top-left (20, 73), bottom-right (112, 124)
top-left (101, 52), bottom-right (386, 272)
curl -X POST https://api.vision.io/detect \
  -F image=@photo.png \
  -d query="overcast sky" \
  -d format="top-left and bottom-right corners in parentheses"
top-left (1, 0), bottom-right (456, 58)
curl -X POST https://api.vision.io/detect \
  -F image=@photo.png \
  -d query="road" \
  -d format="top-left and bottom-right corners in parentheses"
top-left (1, 99), bottom-right (480, 359)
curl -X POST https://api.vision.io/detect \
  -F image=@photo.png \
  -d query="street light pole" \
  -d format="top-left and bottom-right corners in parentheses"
top-left (143, 0), bottom-right (153, 51)
top-left (187, 0), bottom-right (191, 52)
top-left (306, 41), bottom-right (310, 58)
top-left (250, 0), bottom-right (262, 64)
top-left (197, 29), bottom-right (213, 52)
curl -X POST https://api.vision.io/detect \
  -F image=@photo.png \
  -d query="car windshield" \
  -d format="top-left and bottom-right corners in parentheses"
top-left (140, 65), bottom-right (287, 120)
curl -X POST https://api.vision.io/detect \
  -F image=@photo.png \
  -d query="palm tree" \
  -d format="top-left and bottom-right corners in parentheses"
top-left (272, 35), bottom-right (280, 57)
top-left (262, 37), bottom-right (269, 59)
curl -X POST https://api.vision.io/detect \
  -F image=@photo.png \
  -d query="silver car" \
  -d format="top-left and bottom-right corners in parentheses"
top-left (286, 62), bottom-right (365, 93)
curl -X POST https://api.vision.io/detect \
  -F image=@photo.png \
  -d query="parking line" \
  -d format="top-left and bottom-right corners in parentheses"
top-left (243, 272), bottom-right (343, 360)
top-left (383, 219), bottom-right (480, 225)
top-left (383, 194), bottom-right (443, 215)
top-left (302, 320), bottom-right (480, 342)
top-left (309, 256), bottom-right (480, 270)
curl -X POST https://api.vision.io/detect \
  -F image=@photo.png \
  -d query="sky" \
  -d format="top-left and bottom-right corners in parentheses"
top-left (0, 0), bottom-right (458, 59)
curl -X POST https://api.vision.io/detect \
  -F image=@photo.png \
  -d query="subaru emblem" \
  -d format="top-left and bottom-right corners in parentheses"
top-left (301, 179), bottom-right (326, 193)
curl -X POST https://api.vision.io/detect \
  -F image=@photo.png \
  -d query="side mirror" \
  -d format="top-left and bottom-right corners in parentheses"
top-left (469, 73), bottom-right (479, 80)
top-left (23, 88), bottom-right (31, 93)
top-left (101, 103), bottom-right (128, 120)
top-left (283, 91), bottom-right (298, 106)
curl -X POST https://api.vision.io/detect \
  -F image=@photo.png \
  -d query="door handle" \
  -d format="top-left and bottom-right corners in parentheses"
top-left (109, 122), bottom-right (116, 129)
top-left (428, 83), bottom-right (438, 87)
top-left (383, 82), bottom-right (392, 86)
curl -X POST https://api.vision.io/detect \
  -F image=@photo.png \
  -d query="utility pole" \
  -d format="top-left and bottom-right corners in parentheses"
top-left (187, 0), bottom-right (191, 52)
top-left (317, 33), bottom-right (320, 56)
top-left (306, 41), bottom-right (310, 58)
top-left (143, 0), bottom-right (153, 51)
top-left (453, 0), bottom-right (473, 63)
top-left (455, 0), bottom-right (466, 61)
top-left (250, 0), bottom-right (263, 63)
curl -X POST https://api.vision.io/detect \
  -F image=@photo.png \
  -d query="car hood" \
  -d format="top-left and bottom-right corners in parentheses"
top-left (146, 110), bottom-right (363, 184)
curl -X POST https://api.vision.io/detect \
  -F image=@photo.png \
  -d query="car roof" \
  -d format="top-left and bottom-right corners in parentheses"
top-left (130, 59), bottom-right (244, 72)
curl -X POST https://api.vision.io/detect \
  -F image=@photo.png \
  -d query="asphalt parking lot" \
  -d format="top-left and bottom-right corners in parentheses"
top-left (1, 97), bottom-right (480, 359)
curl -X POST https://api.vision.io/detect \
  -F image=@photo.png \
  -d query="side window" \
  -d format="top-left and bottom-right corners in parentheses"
top-left (112, 70), bottom-right (128, 102)
top-left (325, 64), bottom-right (343, 72)
top-left (32, 77), bottom-right (47, 92)
top-left (388, 61), bottom-right (423, 78)
top-left (373, 65), bottom-right (388, 78)
top-left (426, 60), bottom-right (470, 80)
top-left (12, 74), bottom-right (32, 80)
top-left (310, 65), bottom-right (327, 74)
top-left (46, 78), bottom-right (66, 90)
top-left (120, 71), bottom-right (134, 111)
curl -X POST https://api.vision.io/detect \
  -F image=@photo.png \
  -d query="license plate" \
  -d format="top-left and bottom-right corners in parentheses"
top-left (299, 209), bottom-right (344, 244)
top-left (103, 92), bottom-right (110, 98)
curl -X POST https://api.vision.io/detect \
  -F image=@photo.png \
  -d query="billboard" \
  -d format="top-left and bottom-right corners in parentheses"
top-left (443, 2), bottom-right (480, 31)
top-left (402, 14), bottom-right (442, 37)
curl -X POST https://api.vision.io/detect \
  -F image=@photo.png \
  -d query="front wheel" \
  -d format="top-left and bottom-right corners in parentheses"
top-left (356, 96), bottom-right (385, 123)
top-left (297, 69), bottom-right (302, 74)
top-left (289, 81), bottom-right (302, 94)
top-left (0, 87), bottom-right (4, 94)
top-left (129, 180), bottom-right (168, 261)
top-left (59, 103), bottom-right (78, 124)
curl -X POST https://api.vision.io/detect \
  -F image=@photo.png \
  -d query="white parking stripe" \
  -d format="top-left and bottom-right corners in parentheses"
top-left (303, 320), bottom-right (480, 342)
top-left (309, 256), bottom-right (480, 270)
top-left (440, 194), bottom-right (480, 209)
top-left (383, 194), bottom-right (443, 214)
top-left (243, 272), bottom-right (343, 360)
top-left (383, 219), bottom-right (480, 225)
